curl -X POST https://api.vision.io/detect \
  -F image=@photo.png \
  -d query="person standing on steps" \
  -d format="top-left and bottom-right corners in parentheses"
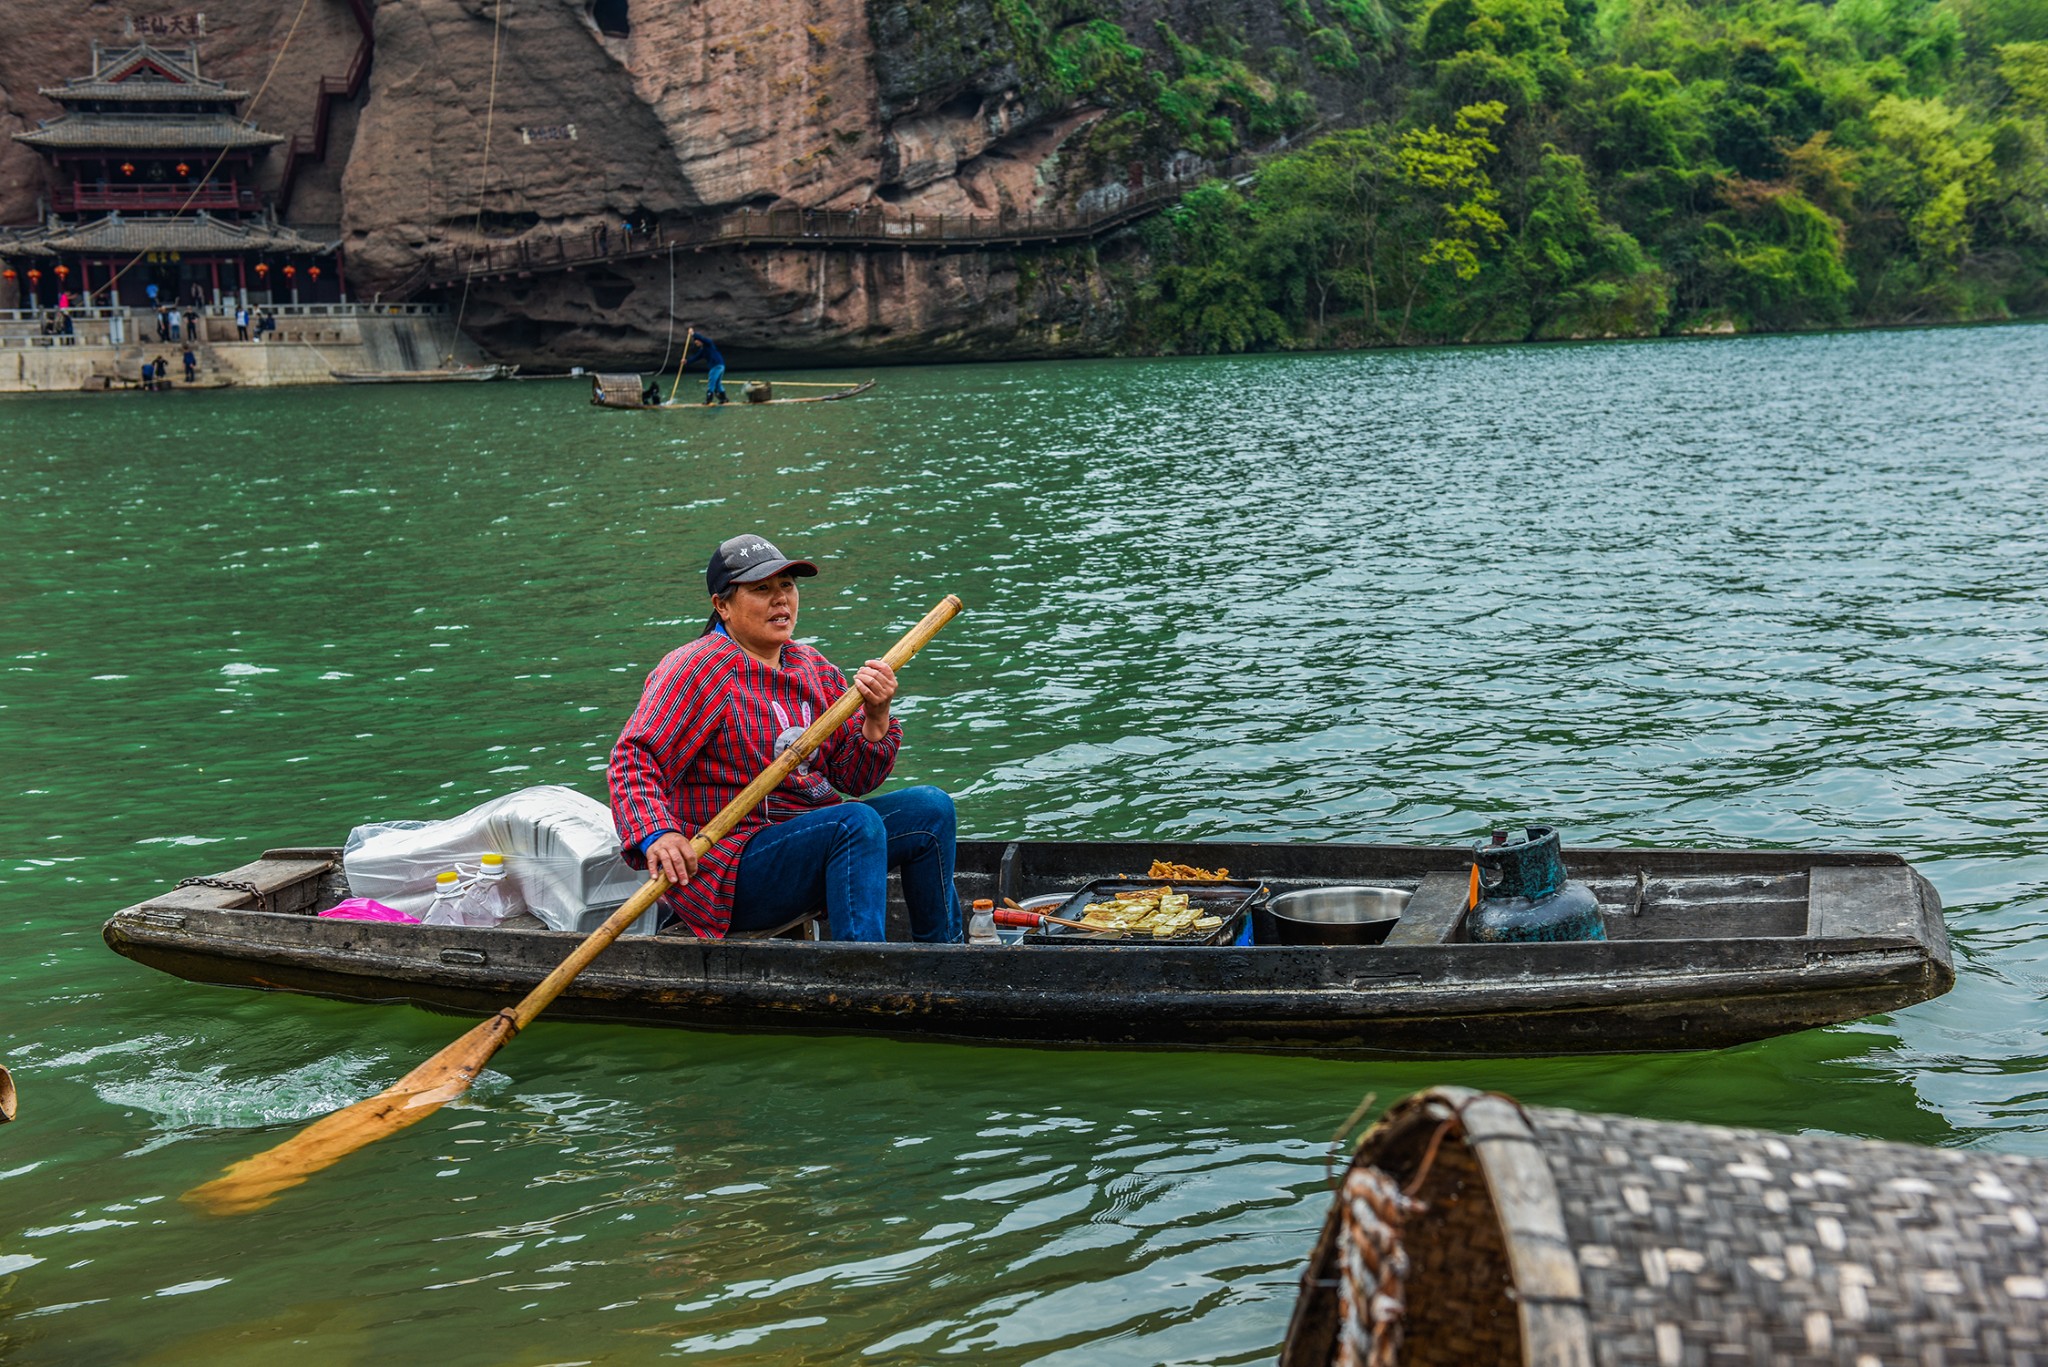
top-left (683, 331), bottom-right (728, 404)
top-left (182, 346), bottom-right (197, 384)
top-left (236, 305), bottom-right (250, 341)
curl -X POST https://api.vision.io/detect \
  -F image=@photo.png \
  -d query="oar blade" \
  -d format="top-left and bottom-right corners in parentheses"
top-left (182, 1010), bottom-right (517, 1215)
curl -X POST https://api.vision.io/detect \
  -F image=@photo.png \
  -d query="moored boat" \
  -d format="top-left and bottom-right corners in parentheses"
top-left (101, 838), bottom-right (1951, 1057)
top-left (330, 363), bottom-right (517, 383)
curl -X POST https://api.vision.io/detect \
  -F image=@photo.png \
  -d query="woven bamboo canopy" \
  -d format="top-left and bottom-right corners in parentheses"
top-left (1284, 1087), bottom-right (2048, 1366)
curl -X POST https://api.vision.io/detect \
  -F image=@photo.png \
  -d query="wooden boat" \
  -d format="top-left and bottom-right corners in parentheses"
top-left (330, 363), bottom-right (517, 383)
top-left (589, 373), bottom-right (875, 408)
top-left (100, 839), bottom-right (1951, 1057)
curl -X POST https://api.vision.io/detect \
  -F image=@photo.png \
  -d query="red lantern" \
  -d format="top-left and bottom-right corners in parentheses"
top-left (283, 265), bottom-right (296, 279)
top-left (308, 266), bottom-right (321, 280)
top-left (27, 269), bottom-right (40, 284)
top-left (2, 269), bottom-right (15, 281)
top-left (54, 264), bottom-right (69, 280)
top-left (121, 162), bottom-right (135, 176)
top-left (176, 162), bottom-right (190, 177)
top-left (254, 263), bottom-right (269, 277)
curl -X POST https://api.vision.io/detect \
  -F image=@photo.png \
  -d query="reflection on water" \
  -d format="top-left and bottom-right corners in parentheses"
top-left (1, 326), bottom-right (2045, 1362)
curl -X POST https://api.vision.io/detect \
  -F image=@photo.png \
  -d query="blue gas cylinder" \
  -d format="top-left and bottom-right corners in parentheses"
top-left (1465, 825), bottom-right (1606, 943)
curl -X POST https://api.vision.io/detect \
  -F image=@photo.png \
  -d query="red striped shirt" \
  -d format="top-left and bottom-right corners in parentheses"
top-left (608, 633), bottom-right (901, 937)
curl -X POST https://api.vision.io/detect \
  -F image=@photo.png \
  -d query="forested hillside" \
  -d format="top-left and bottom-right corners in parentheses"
top-left (1046, 0), bottom-right (2048, 347)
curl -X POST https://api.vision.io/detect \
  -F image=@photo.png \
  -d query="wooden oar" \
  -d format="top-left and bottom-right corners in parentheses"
top-left (733, 380), bottom-right (864, 388)
top-left (665, 325), bottom-right (695, 405)
top-left (184, 594), bottom-right (964, 1216)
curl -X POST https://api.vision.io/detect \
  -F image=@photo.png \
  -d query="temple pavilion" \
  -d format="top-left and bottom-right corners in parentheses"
top-left (0, 41), bottom-right (342, 310)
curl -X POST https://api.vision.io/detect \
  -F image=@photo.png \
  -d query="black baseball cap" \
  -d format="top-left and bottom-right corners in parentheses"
top-left (705, 535), bottom-right (818, 598)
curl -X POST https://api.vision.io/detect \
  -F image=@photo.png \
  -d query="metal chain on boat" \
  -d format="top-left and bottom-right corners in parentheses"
top-left (1334, 1162), bottom-right (1424, 1367)
top-left (172, 876), bottom-right (268, 912)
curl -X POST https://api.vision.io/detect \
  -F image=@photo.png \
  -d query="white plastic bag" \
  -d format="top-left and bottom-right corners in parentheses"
top-left (342, 785), bottom-right (653, 934)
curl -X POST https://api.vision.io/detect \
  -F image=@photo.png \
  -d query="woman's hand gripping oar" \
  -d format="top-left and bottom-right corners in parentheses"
top-left (184, 594), bottom-right (964, 1216)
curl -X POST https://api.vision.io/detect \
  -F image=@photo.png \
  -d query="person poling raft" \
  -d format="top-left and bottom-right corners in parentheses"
top-left (680, 330), bottom-right (728, 405)
top-left (610, 535), bottom-right (963, 942)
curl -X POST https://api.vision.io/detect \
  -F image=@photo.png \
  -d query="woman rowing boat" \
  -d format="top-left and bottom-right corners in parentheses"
top-left (607, 535), bottom-right (962, 942)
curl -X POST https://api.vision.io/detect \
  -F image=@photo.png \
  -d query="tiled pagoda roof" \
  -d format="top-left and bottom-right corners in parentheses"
top-left (40, 43), bottom-right (246, 102)
top-left (41, 79), bottom-right (251, 103)
top-left (0, 214), bottom-right (338, 258)
top-left (13, 115), bottom-right (284, 151)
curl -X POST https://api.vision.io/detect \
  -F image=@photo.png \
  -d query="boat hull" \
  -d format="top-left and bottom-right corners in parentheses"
top-left (101, 840), bottom-right (1952, 1058)
top-left (330, 364), bottom-right (516, 383)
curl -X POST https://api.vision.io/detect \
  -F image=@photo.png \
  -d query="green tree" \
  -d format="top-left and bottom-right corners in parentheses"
top-left (1387, 101), bottom-right (1510, 339)
top-left (1696, 184), bottom-right (1855, 327)
top-left (1864, 94), bottom-right (1995, 261)
top-left (1141, 184), bottom-right (1288, 351)
top-left (1247, 130), bottom-right (1396, 332)
top-left (1514, 147), bottom-right (1670, 337)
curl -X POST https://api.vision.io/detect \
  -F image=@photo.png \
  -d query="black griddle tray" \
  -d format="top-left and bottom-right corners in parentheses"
top-left (1022, 877), bottom-right (1263, 946)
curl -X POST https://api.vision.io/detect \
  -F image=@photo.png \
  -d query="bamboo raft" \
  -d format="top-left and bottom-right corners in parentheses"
top-left (588, 373), bottom-right (875, 408)
top-left (1283, 1087), bottom-right (2048, 1366)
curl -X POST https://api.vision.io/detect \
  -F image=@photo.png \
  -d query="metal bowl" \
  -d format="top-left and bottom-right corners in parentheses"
top-left (1266, 886), bottom-right (1411, 946)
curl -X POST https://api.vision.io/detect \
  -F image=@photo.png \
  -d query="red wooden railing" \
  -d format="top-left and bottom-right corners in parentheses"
top-left (57, 179), bottom-right (255, 213)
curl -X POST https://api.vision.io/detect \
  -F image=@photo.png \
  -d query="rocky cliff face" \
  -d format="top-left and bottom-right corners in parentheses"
top-left (337, 0), bottom-right (1141, 364)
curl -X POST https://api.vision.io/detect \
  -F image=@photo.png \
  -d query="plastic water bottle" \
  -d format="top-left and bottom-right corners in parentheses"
top-left (422, 869), bottom-right (466, 927)
top-left (967, 898), bottom-right (1000, 945)
top-left (470, 853), bottom-right (518, 926)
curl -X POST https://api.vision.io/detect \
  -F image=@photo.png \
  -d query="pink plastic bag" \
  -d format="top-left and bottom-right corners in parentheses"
top-left (318, 897), bottom-right (420, 924)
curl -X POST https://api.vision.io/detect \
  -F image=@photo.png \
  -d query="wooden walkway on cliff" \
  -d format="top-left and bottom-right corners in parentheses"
top-left (393, 154), bottom-right (1262, 298)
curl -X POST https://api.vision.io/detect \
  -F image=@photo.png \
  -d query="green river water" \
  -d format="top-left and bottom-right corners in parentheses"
top-left (2, 326), bottom-right (2045, 1364)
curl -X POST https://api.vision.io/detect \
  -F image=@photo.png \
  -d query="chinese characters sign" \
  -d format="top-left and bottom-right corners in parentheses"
top-left (125, 14), bottom-right (208, 38)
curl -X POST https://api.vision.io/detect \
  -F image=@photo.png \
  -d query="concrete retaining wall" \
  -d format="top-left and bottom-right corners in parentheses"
top-left (0, 308), bottom-right (487, 393)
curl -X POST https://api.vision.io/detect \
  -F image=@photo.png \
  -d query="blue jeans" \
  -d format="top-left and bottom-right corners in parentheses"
top-left (705, 362), bottom-right (726, 400)
top-left (729, 786), bottom-right (960, 942)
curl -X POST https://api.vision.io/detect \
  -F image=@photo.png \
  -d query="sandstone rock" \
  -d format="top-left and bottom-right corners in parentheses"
top-left (340, 0), bottom-right (694, 288)
top-left (452, 237), bottom-right (1133, 369)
